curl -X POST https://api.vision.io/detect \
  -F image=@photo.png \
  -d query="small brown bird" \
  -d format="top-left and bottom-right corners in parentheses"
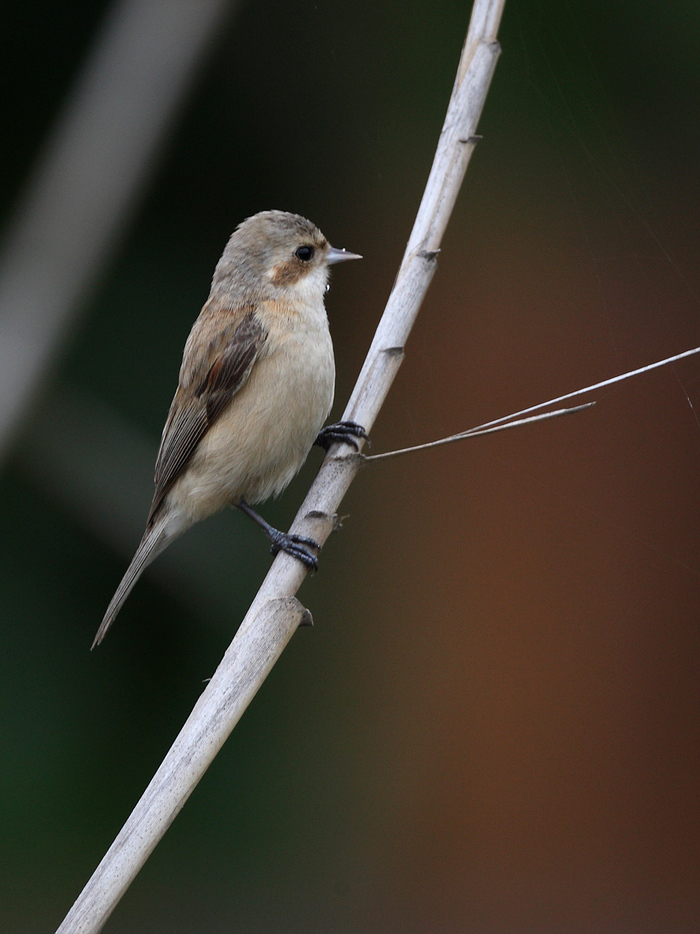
top-left (93, 211), bottom-right (363, 647)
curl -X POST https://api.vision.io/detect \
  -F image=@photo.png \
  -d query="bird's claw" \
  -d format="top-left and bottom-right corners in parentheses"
top-left (315, 420), bottom-right (370, 451)
top-left (269, 530), bottom-right (320, 572)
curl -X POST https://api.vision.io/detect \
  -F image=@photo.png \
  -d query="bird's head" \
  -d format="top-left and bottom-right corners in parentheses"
top-left (212, 210), bottom-right (361, 302)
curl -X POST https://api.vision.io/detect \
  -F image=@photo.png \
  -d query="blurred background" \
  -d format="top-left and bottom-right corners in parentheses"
top-left (2, 0), bottom-right (700, 931)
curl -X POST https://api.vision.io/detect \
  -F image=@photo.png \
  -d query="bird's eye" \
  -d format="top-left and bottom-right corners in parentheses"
top-left (295, 245), bottom-right (315, 262)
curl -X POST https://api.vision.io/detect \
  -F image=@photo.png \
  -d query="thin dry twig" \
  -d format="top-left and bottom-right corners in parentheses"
top-left (55, 2), bottom-right (507, 931)
top-left (363, 341), bottom-right (700, 462)
top-left (364, 402), bottom-right (595, 462)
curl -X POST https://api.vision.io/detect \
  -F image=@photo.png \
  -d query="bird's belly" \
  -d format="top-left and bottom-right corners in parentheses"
top-left (169, 331), bottom-right (335, 521)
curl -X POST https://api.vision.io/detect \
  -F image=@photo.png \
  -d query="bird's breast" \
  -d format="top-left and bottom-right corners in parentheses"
top-left (170, 309), bottom-right (335, 519)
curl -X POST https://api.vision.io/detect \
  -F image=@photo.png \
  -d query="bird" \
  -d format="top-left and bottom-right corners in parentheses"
top-left (93, 210), bottom-right (364, 647)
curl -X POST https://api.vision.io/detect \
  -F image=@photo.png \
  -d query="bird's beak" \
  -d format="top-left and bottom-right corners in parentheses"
top-left (326, 246), bottom-right (363, 265)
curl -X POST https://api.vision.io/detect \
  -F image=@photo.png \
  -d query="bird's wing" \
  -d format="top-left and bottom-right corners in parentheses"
top-left (148, 310), bottom-right (267, 523)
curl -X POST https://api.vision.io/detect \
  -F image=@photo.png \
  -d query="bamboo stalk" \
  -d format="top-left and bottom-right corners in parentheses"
top-left (0, 0), bottom-right (237, 456)
top-left (55, 2), bottom-right (507, 930)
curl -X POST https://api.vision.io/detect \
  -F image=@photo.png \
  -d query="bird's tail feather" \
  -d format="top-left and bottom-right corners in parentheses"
top-left (92, 517), bottom-right (174, 648)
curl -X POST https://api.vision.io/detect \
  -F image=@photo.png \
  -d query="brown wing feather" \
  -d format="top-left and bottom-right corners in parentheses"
top-left (148, 310), bottom-right (267, 523)
top-left (197, 313), bottom-right (265, 423)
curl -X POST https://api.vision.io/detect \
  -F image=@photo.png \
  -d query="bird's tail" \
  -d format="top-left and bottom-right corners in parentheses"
top-left (92, 514), bottom-right (178, 648)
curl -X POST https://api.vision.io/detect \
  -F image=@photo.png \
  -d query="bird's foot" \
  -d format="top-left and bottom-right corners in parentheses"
top-left (268, 529), bottom-right (320, 572)
top-left (238, 498), bottom-right (321, 571)
top-left (315, 420), bottom-right (370, 451)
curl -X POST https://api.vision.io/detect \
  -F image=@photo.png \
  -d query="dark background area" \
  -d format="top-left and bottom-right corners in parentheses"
top-left (1, 1), bottom-right (699, 931)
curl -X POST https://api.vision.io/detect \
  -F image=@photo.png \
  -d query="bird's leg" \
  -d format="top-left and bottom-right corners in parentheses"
top-left (315, 420), bottom-right (369, 451)
top-left (237, 498), bottom-right (320, 571)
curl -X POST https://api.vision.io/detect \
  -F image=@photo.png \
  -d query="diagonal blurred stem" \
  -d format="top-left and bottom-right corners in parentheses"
top-left (55, 1), bottom-right (507, 931)
top-left (0, 0), bottom-right (239, 458)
